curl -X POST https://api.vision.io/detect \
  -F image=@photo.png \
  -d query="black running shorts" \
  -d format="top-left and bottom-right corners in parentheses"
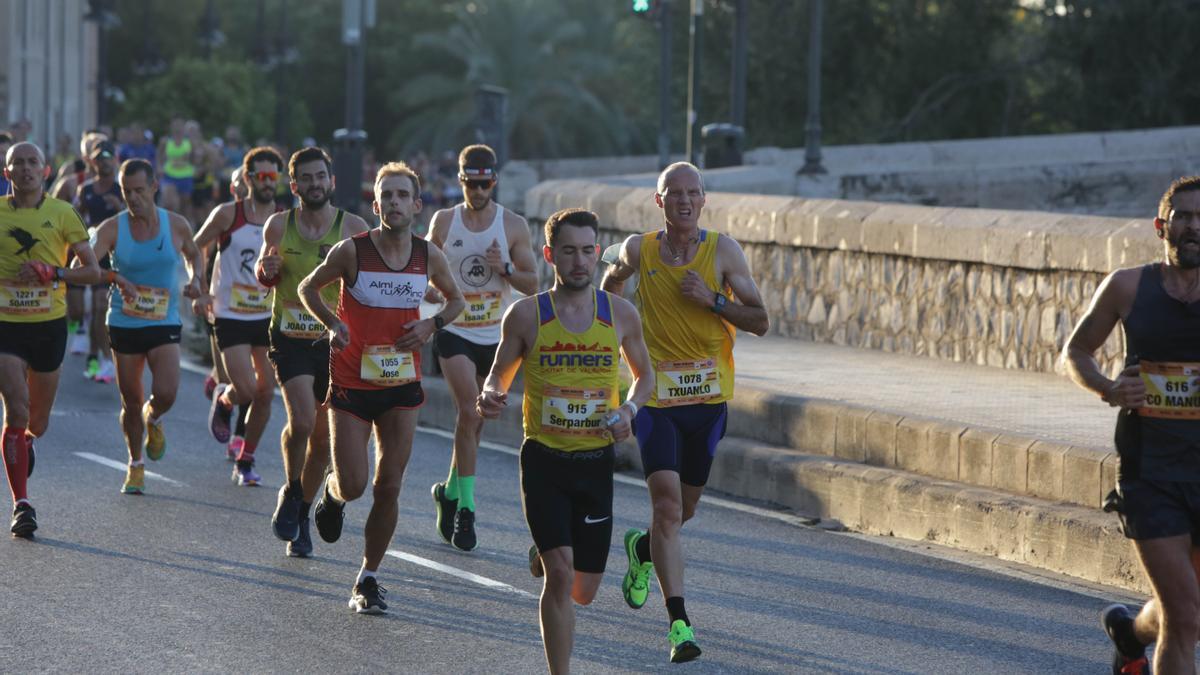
top-left (634, 402), bottom-right (728, 487)
top-left (520, 439), bottom-right (614, 574)
top-left (269, 329), bottom-right (330, 402)
top-left (213, 317), bottom-right (270, 350)
top-left (328, 381), bottom-right (424, 423)
top-left (0, 317), bottom-right (67, 373)
top-left (1114, 478), bottom-right (1200, 541)
top-left (433, 330), bottom-right (498, 380)
top-left (108, 324), bottom-right (182, 355)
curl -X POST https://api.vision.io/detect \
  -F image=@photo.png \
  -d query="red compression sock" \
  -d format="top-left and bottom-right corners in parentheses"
top-left (3, 426), bottom-right (30, 503)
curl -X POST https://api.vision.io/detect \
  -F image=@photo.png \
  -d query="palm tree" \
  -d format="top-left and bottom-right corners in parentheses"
top-left (387, 0), bottom-right (634, 159)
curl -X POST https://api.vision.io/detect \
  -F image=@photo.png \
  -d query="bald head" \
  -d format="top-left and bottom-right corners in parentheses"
top-left (5, 141), bottom-right (45, 167)
top-left (656, 161), bottom-right (704, 196)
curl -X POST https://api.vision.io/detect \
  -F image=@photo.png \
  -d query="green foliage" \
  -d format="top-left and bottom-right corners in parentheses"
top-left (116, 58), bottom-right (275, 141)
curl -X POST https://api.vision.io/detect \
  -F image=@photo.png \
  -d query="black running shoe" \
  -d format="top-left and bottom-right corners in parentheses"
top-left (431, 482), bottom-right (457, 545)
top-left (451, 507), bottom-right (478, 552)
top-left (272, 484), bottom-right (302, 542)
top-left (26, 437), bottom-right (33, 478)
top-left (349, 576), bottom-right (388, 614)
top-left (1101, 603), bottom-right (1149, 675)
top-left (314, 480), bottom-right (345, 543)
top-left (10, 502), bottom-right (36, 538)
top-left (288, 516), bottom-right (313, 558)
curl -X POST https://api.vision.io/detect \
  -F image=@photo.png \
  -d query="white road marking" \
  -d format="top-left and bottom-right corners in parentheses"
top-left (386, 549), bottom-right (536, 599)
top-left (74, 452), bottom-right (186, 486)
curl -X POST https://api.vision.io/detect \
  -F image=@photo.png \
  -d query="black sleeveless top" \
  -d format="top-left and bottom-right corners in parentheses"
top-left (1116, 263), bottom-right (1200, 481)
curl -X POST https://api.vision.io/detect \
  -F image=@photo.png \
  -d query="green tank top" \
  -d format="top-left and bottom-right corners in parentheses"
top-left (270, 208), bottom-right (345, 339)
top-left (164, 138), bottom-right (194, 179)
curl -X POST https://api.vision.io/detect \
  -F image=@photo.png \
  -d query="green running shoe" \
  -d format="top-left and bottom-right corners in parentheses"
top-left (621, 528), bottom-right (654, 609)
top-left (83, 356), bottom-right (99, 379)
top-left (668, 620), bottom-right (701, 663)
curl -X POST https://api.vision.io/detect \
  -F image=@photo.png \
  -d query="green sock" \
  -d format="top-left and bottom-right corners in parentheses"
top-left (458, 475), bottom-right (476, 511)
top-left (444, 465), bottom-right (459, 501)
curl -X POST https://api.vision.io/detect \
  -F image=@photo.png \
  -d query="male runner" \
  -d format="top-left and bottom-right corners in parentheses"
top-left (477, 207), bottom-right (652, 674)
top-left (193, 146), bottom-right (282, 486)
top-left (59, 132), bottom-right (105, 369)
top-left (601, 162), bottom-right (769, 662)
top-left (0, 133), bottom-right (12, 195)
top-left (1064, 175), bottom-right (1200, 675)
top-left (203, 167), bottom-right (250, 402)
top-left (300, 162), bottom-right (463, 614)
top-left (89, 159), bottom-right (202, 494)
top-left (426, 143), bottom-right (538, 551)
top-left (0, 142), bottom-right (101, 537)
top-left (258, 146), bottom-right (368, 557)
top-left (75, 139), bottom-right (124, 382)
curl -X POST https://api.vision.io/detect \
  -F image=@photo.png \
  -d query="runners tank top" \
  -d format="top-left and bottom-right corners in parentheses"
top-left (439, 204), bottom-right (511, 345)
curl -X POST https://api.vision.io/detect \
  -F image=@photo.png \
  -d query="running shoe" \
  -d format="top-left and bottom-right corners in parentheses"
top-left (69, 331), bottom-right (89, 355)
top-left (10, 502), bottom-right (36, 538)
top-left (272, 484), bottom-right (302, 542)
top-left (431, 481), bottom-right (457, 545)
top-left (1102, 604), bottom-right (1149, 675)
top-left (83, 355), bottom-right (99, 379)
top-left (94, 359), bottom-right (115, 384)
top-left (226, 436), bottom-right (243, 461)
top-left (451, 507), bottom-right (478, 552)
top-left (349, 576), bottom-right (388, 614)
top-left (288, 516), bottom-right (313, 558)
top-left (122, 464), bottom-right (145, 495)
top-left (232, 461), bottom-right (261, 487)
top-left (208, 384), bottom-right (233, 443)
top-left (622, 528), bottom-right (654, 609)
top-left (26, 436), bottom-right (34, 478)
top-left (528, 544), bottom-right (544, 578)
top-left (314, 478), bottom-right (345, 543)
top-left (668, 620), bottom-right (701, 664)
top-left (203, 373), bottom-right (217, 401)
top-left (143, 401), bottom-right (166, 461)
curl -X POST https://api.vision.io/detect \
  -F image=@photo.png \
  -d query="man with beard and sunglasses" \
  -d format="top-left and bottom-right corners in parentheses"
top-left (257, 146), bottom-right (368, 557)
top-left (426, 144), bottom-right (538, 552)
top-left (300, 162), bottom-right (464, 614)
top-left (1064, 175), bottom-right (1200, 675)
top-left (193, 146), bottom-right (283, 486)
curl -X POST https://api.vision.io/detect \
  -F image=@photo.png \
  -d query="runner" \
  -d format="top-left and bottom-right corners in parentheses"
top-left (600, 161), bottom-right (769, 663)
top-left (58, 132), bottom-right (105, 368)
top-left (157, 117), bottom-right (195, 221)
top-left (299, 162), bottom-right (463, 613)
top-left (74, 139), bottom-right (124, 383)
top-left (1, 141), bottom-right (101, 537)
top-left (88, 159), bottom-right (203, 494)
top-left (202, 167), bottom-right (250, 402)
top-left (1064, 175), bottom-right (1200, 675)
top-left (426, 143), bottom-right (538, 551)
top-left (257, 146), bottom-right (368, 558)
top-left (0, 133), bottom-right (12, 195)
top-left (193, 146), bottom-right (283, 486)
top-left (477, 207), bottom-right (652, 673)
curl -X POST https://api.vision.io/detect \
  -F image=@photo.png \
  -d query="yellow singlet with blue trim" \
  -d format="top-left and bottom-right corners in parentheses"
top-left (523, 289), bottom-right (621, 452)
top-left (636, 229), bottom-right (735, 408)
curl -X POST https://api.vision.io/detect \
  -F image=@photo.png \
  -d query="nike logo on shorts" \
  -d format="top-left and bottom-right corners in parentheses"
top-left (583, 515), bottom-right (610, 524)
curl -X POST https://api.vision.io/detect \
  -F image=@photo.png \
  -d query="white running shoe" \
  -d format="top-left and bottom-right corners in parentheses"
top-left (68, 332), bottom-right (89, 355)
top-left (94, 359), bottom-right (116, 384)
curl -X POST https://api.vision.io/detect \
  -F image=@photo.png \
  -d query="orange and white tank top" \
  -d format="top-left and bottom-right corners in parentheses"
top-left (330, 231), bottom-right (427, 390)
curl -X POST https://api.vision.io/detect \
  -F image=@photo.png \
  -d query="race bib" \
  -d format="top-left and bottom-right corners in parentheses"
top-left (1140, 361), bottom-right (1200, 420)
top-left (0, 281), bottom-right (52, 316)
top-left (360, 345), bottom-right (417, 386)
top-left (280, 301), bottom-right (325, 339)
top-left (122, 284), bottom-right (169, 321)
top-left (541, 385), bottom-right (611, 437)
top-left (230, 282), bottom-right (271, 314)
top-left (459, 291), bottom-right (503, 328)
top-left (655, 359), bottom-right (721, 407)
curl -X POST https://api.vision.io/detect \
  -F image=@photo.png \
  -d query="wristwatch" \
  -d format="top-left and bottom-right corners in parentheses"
top-left (433, 315), bottom-right (445, 330)
top-left (502, 262), bottom-right (514, 277)
top-left (54, 267), bottom-right (66, 281)
top-left (711, 293), bottom-right (727, 313)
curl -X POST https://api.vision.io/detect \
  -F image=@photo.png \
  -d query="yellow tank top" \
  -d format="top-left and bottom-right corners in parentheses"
top-left (636, 229), bottom-right (735, 407)
top-left (270, 209), bottom-right (344, 339)
top-left (523, 290), bottom-right (621, 452)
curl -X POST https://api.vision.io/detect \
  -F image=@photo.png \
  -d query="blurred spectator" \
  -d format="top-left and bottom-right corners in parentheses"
top-left (52, 132), bottom-right (74, 171)
top-left (0, 131), bottom-right (11, 195)
top-left (119, 122), bottom-right (156, 164)
top-left (8, 118), bottom-right (31, 142)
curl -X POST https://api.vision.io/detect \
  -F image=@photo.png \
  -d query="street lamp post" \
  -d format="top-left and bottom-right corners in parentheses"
top-left (657, 0), bottom-right (673, 171)
top-left (685, 0), bottom-right (703, 166)
top-left (730, 0), bottom-right (747, 130)
top-left (800, 0), bottom-right (826, 175)
top-left (333, 0), bottom-right (374, 214)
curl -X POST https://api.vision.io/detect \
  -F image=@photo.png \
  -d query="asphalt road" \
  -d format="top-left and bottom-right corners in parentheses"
top-left (0, 352), bottom-right (1142, 673)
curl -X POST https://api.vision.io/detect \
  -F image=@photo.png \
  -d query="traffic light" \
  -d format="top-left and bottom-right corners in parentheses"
top-left (632, 0), bottom-right (652, 12)
top-left (632, 0), bottom-right (663, 18)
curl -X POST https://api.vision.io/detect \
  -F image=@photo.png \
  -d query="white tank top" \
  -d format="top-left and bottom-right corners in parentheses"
top-left (211, 202), bottom-right (272, 321)
top-left (439, 203), bottom-right (511, 345)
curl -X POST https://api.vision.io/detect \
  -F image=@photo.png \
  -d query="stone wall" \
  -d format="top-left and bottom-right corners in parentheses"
top-left (525, 180), bottom-right (1163, 375)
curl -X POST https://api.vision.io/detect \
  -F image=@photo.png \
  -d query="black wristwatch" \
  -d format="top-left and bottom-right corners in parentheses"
top-left (54, 267), bottom-right (66, 281)
top-left (711, 293), bottom-right (727, 313)
top-left (433, 315), bottom-right (445, 330)
top-left (502, 262), bottom-right (514, 277)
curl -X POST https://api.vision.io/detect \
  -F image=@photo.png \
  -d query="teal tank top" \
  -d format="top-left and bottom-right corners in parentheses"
top-left (107, 208), bottom-right (181, 328)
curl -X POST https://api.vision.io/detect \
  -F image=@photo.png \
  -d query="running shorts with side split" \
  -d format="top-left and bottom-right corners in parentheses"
top-left (634, 402), bottom-right (728, 487)
top-left (520, 439), bottom-right (614, 574)
top-left (108, 324), bottom-right (182, 355)
top-left (0, 317), bottom-right (67, 373)
top-left (269, 329), bottom-right (330, 402)
top-left (1114, 478), bottom-right (1200, 541)
top-left (433, 329), bottom-right (497, 380)
top-left (213, 317), bottom-right (270, 350)
top-left (328, 382), bottom-right (424, 424)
